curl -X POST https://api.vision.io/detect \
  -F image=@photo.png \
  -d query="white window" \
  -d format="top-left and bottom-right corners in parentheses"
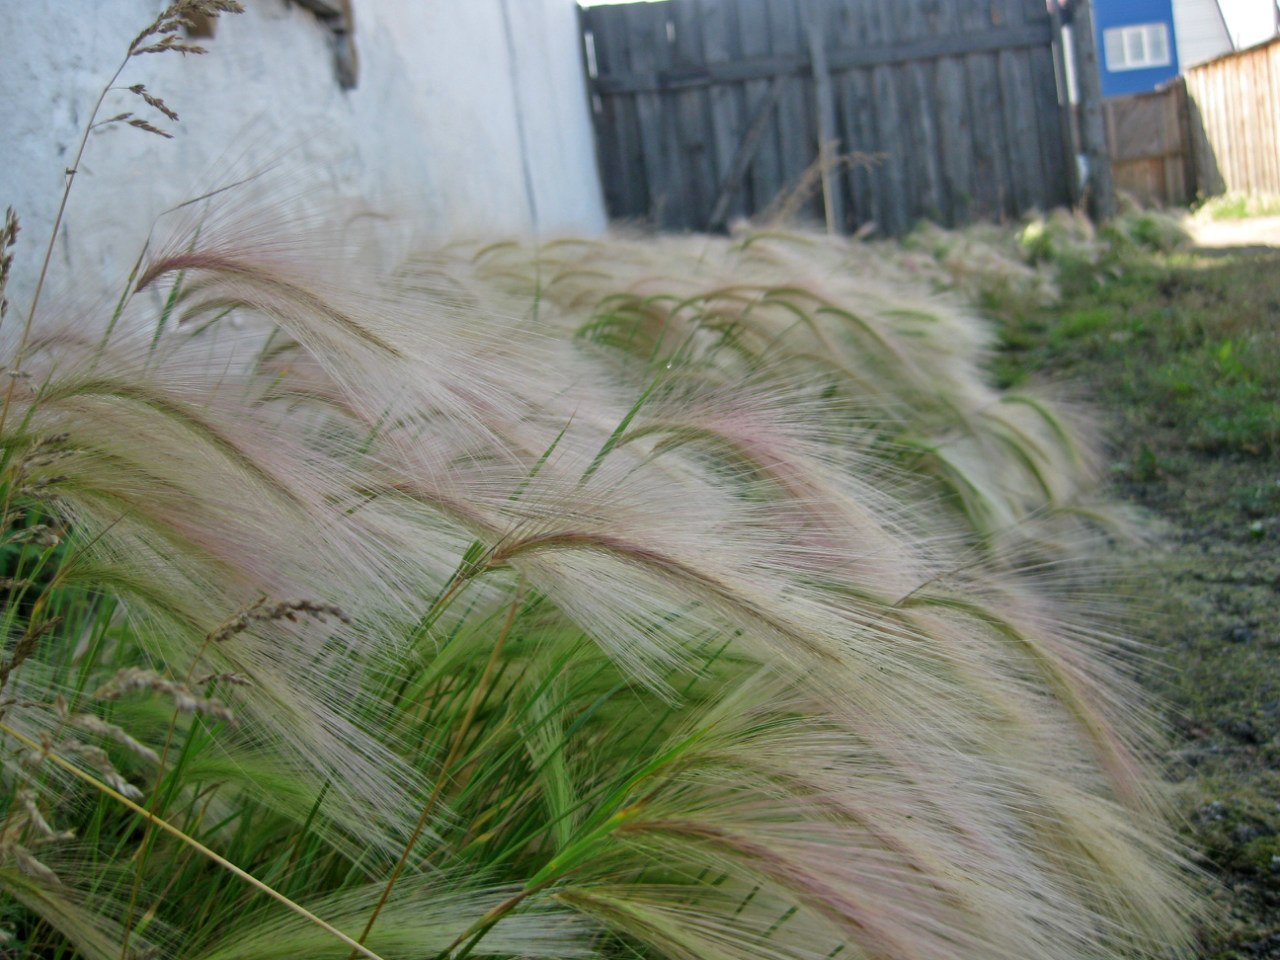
top-left (1103, 23), bottom-right (1172, 71)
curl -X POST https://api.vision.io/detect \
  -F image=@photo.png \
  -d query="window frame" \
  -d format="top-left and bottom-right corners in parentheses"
top-left (1102, 22), bottom-right (1173, 72)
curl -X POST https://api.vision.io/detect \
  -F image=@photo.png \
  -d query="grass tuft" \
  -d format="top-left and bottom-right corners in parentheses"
top-left (0, 6), bottom-right (1202, 958)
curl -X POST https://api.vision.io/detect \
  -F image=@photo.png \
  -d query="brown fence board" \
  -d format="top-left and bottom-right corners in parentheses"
top-left (1103, 83), bottom-right (1188, 207)
top-left (586, 0), bottom-right (1071, 233)
top-left (1103, 36), bottom-right (1280, 206)
top-left (1185, 38), bottom-right (1280, 197)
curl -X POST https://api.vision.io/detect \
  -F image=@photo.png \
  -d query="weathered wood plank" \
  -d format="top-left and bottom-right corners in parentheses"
top-left (906, 60), bottom-right (946, 222)
top-left (957, 0), bottom-right (994, 35)
top-left (965, 52), bottom-right (1011, 221)
top-left (808, 0), bottom-right (844, 40)
top-left (833, 0), bottom-right (870, 47)
top-left (647, 2), bottom-right (692, 227)
top-left (829, 0), bottom-right (880, 227)
top-left (1259, 50), bottom-right (1278, 193)
top-left (993, 0), bottom-right (1021, 30)
top-left (892, 0), bottom-right (927, 44)
top-left (697, 0), bottom-right (749, 225)
top-left (766, 0), bottom-right (816, 218)
top-left (1271, 44), bottom-right (1280, 193)
top-left (587, 5), bottom-right (648, 219)
top-left (1070, 0), bottom-right (1116, 218)
top-left (1123, 80), bottom-right (1190, 206)
top-left (1185, 39), bottom-right (1280, 196)
top-left (835, 67), bottom-right (879, 230)
top-left (865, 0), bottom-right (889, 47)
top-left (584, 0), bottom-right (1073, 234)
top-left (707, 78), bottom-right (787, 229)
top-left (581, 16), bottom-right (622, 219)
top-left (1028, 42), bottom-right (1070, 209)
top-left (935, 54), bottom-right (974, 224)
top-left (916, 0), bottom-right (956, 224)
top-left (804, 2), bottom-right (845, 232)
top-left (1169, 81), bottom-right (1192, 203)
top-left (871, 62), bottom-right (910, 233)
top-left (737, 0), bottom-right (785, 213)
top-left (997, 47), bottom-right (1043, 215)
top-left (1046, 1), bottom-right (1079, 205)
top-left (671, 1), bottom-right (717, 228)
top-left (625, 2), bottom-right (675, 224)
top-left (593, 22), bottom-right (1054, 92)
top-left (1267, 47), bottom-right (1280, 192)
top-left (923, 0), bottom-right (960, 39)
top-left (1017, 0), bottom-right (1045, 24)
top-left (892, 0), bottom-right (944, 223)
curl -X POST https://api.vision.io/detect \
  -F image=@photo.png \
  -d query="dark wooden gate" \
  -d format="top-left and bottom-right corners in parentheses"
top-left (582, 0), bottom-right (1074, 235)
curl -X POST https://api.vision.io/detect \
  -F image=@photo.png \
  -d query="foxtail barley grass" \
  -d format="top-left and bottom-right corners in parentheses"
top-left (0, 5), bottom-right (1196, 958)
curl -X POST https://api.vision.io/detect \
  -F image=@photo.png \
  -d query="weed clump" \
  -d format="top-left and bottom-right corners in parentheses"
top-left (0, 233), bottom-right (1197, 959)
top-left (905, 220), bottom-right (1060, 313)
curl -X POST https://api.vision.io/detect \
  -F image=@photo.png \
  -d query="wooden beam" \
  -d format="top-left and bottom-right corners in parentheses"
top-left (706, 77), bottom-right (786, 230)
top-left (804, 2), bottom-right (843, 233)
top-left (1070, 0), bottom-right (1116, 219)
top-left (595, 22), bottom-right (1054, 94)
top-left (1048, 1), bottom-right (1081, 205)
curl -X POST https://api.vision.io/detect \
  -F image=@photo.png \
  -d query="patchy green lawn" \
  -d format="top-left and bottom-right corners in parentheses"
top-left (995, 247), bottom-right (1280, 958)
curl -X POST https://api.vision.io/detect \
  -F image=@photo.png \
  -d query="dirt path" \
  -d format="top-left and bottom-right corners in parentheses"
top-left (1101, 251), bottom-right (1279, 959)
top-left (996, 241), bottom-right (1280, 959)
top-left (1185, 215), bottom-right (1280, 251)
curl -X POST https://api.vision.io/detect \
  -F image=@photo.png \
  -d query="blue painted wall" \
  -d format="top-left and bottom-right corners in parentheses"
top-left (1093, 0), bottom-right (1181, 97)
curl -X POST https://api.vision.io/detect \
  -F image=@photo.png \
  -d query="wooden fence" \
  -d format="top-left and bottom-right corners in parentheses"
top-left (1185, 36), bottom-right (1280, 197)
top-left (581, 0), bottom-right (1073, 235)
top-left (1103, 83), bottom-right (1193, 207)
top-left (1096, 36), bottom-right (1279, 207)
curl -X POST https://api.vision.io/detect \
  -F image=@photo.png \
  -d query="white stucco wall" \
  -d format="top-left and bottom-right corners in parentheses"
top-left (0, 0), bottom-right (606, 317)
